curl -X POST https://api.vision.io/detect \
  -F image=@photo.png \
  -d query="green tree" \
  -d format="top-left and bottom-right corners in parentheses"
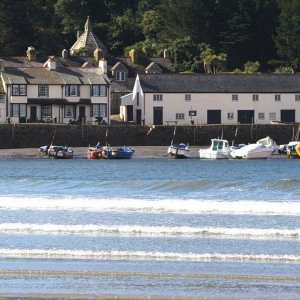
top-left (200, 44), bottom-right (227, 74)
top-left (244, 61), bottom-right (260, 73)
top-left (274, 0), bottom-right (300, 70)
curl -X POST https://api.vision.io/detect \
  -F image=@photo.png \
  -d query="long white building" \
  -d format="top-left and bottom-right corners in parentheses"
top-left (121, 74), bottom-right (300, 126)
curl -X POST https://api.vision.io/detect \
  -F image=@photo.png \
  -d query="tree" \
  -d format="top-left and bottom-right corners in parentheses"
top-left (244, 61), bottom-right (260, 73)
top-left (274, 0), bottom-right (300, 70)
top-left (200, 44), bottom-right (227, 74)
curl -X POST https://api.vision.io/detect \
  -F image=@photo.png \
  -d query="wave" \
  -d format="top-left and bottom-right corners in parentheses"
top-left (0, 248), bottom-right (299, 263)
top-left (0, 223), bottom-right (299, 239)
top-left (0, 196), bottom-right (299, 216)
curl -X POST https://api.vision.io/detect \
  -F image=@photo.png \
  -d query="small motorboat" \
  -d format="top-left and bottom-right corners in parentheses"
top-left (47, 145), bottom-right (74, 159)
top-left (168, 143), bottom-right (190, 158)
top-left (256, 136), bottom-right (278, 153)
top-left (286, 142), bottom-right (300, 159)
top-left (87, 147), bottom-right (103, 159)
top-left (102, 146), bottom-right (135, 159)
top-left (199, 138), bottom-right (231, 159)
top-left (231, 143), bottom-right (273, 159)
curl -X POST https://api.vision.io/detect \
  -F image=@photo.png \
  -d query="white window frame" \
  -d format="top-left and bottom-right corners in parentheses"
top-left (92, 104), bottom-right (107, 117)
top-left (12, 84), bottom-right (27, 96)
top-left (175, 113), bottom-right (185, 120)
top-left (65, 85), bottom-right (79, 96)
top-left (91, 85), bottom-right (107, 97)
top-left (295, 95), bottom-right (300, 101)
top-left (258, 112), bottom-right (265, 120)
top-left (252, 94), bottom-right (259, 102)
top-left (275, 94), bottom-right (281, 101)
top-left (227, 112), bottom-right (234, 120)
top-left (232, 94), bottom-right (238, 101)
top-left (153, 94), bottom-right (163, 101)
top-left (185, 94), bottom-right (191, 101)
top-left (38, 85), bottom-right (49, 97)
top-left (116, 71), bottom-right (125, 81)
top-left (269, 112), bottom-right (276, 120)
top-left (11, 103), bottom-right (26, 117)
top-left (41, 106), bottom-right (51, 118)
top-left (64, 105), bottom-right (75, 118)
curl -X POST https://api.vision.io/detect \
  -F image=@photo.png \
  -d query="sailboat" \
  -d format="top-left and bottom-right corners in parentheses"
top-left (167, 127), bottom-right (190, 158)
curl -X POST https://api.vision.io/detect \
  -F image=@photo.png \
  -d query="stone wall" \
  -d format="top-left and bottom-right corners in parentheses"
top-left (0, 124), bottom-right (298, 149)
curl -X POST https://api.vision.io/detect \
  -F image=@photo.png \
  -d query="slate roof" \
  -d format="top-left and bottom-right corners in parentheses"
top-left (1, 67), bottom-right (110, 85)
top-left (138, 74), bottom-right (300, 93)
top-left (70, 16), bottom-right (107, 56)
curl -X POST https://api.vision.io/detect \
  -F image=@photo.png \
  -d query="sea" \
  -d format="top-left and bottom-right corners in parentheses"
top-left (0, 154), bottom-right (299, 299)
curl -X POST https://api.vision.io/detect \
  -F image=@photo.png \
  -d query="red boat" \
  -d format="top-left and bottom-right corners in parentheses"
top-left (87, 147), bottom-right (103, 159)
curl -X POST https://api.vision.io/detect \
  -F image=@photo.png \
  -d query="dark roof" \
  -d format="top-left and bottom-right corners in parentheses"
top-left (110, 78), bottom-right (136, 93)
top-left (138, 74), bottom-right (300, 93)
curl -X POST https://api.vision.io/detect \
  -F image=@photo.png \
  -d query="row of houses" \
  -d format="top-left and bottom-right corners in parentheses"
top-left (1, 17), bottom-right (300, 126)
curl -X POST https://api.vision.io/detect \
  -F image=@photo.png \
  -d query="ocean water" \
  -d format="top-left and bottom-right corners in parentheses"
top-left (0, 156), bottom-right (299, 299)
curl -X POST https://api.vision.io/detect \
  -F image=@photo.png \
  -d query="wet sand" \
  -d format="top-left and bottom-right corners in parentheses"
top-left (0, 146), bottom-right (202, 159)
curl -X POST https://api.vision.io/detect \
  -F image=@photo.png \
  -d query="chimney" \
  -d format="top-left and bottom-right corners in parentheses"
top-left (129, 49), bottom-right (138, 64)
top-left (94, 48), bottom-right (103, 61)
top-left (26, 46), bottom-right (36, 61)
top-left (99, 58), bottom-right (107, 74)
top-left (44, 56), bottom-right (56, 70)
top-left (0, 59), bottom-right (4, 72)
top-left (163, 49), bottom-right (169, 59)
top-left (62, 49), bottom-right (68, 59)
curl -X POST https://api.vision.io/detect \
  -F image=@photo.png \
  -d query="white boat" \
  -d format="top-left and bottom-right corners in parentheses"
top-left (231, 143), bottom-right (273, 159)
top-left (199, 138), bottom-right (231, 159)
top-left (256, 136), bottom-right (278, 153)
top-left (168, 143), bottom-right (190, 158)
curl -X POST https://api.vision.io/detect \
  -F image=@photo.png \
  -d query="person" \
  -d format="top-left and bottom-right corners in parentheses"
top-left (96, 141), bottom-right (101, 149)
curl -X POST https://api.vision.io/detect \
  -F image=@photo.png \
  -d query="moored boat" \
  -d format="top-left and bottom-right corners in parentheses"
top-left (199, 138), bottom-right (231, 159)
top-left (167, 143), bottom-right (190, 158)
top-left (87, 147), bottom-right (103, 159)
top-left (102, 146), bottom-right (135, 159)
top-left (47, 145), bottom-right (74, 159)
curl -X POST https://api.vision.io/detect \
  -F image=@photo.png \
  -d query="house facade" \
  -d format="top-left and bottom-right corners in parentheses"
top-left (0, 57), bottom-right (110, 124)
top-left (120, 74), bottom-right (300, 126)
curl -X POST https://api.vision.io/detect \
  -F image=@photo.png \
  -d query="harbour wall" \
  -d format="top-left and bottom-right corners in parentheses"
top-left (0, 124), bottom-right (298, 149)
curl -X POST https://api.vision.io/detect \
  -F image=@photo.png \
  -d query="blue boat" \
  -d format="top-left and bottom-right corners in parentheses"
top-left (102, 146), bottom-right (135, 159)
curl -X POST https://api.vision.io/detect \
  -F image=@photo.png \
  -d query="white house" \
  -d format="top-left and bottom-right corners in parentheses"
top-left (120, 74), bottom-right (300, 126)
top-left (0, 56), bottom-right (110, 124)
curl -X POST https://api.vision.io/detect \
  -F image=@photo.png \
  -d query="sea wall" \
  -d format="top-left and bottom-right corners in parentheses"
top-left (0, 123), bottom-right (298, 149)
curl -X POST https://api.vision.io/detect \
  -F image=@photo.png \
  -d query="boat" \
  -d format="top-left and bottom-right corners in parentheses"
top-left (102, 146), bottom-right (135, 159)
top-left (231, 143), bottom-right (273, 159)
top-left (47, 145), bottom-right (74, 159)
top-left (87, 147), bottom-right (103, 159)
top-left (256, 136), bottom-right (278, 153)
top-left (199, 138), bottom-right (231, 159)
top-left (167, 143), bottom-right (190, 158)
top-left (286, 142), bottom-right (300, 158)
top-left (167, 126), bottom-right (190, 158)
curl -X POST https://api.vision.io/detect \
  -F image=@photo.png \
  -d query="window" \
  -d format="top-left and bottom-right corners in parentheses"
top-left (153, 94), bottom-right (163, 101)
top-left (258, 112), bottom-right (265, 120)
top-left (92, 104), bottom-right (107, 117)
top-left (295, 95), bottom-right (300, 101)
top-left (12, 84), bottom-right (27, 96)
top-left (41, 106), bottom-right (51, 118)
top-left (64, 105), bottom-right (75, 118)
top-left (269, 112), bottom-right (276, 120)
top-left (232, 94), bottom-right (238, 101)
top-left (91, 85), bottom-right (107, 96)
top-left (0, 95), bottom-right (4, 103)
top-left (175, 113), bottom-right (185, 120)
top-left (185, 94), bottom-right (191, 101)
top-left (275, 94), bottom-right (281, 101)
top-left (252, 94), bottom-right (259, 102)
top-left (65, 85), bottom-right (79, 96)
top-left (227, 112), bottom-right (234, 120)
top-left (11, 104), bottom-right (26, 117)
top-left (38, 85), bottom-right (49, 97)
top-left (116, 71), bottom-right (125, 81)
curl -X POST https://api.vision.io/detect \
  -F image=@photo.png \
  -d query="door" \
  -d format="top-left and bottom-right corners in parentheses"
top-left (238, 110), bottom-right (255, 124)
top-left (153, 107), bottom-right (163, 125)
top-left (30, 106), bottom-right (37, 122)
top-left (136, 109), bottom-right (142, 125)
top-left (281, 110), bottom-right (295, 123)
top-left (127, 105), bottom-right (133, 121)
top-left (79, 106), bottom-right (86, 124)
top-left (207, 110), bottom-right (221, 124)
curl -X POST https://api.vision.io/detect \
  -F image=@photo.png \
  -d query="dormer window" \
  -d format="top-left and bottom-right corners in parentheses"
top-left (116, 71), bottom-right (126, 81)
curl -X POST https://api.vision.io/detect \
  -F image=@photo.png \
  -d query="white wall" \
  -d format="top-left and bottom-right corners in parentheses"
top-left (143, 93), bottom-right (300, 125)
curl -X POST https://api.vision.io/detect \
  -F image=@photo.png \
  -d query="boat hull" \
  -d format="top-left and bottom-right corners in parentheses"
top-left (102, 147), bottom-right (134, 159)
top-left (168, 144), bottom-right (190, 158)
